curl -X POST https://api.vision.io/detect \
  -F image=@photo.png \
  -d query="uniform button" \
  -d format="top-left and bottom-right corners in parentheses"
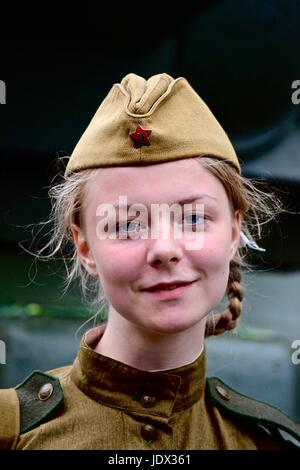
top-left (140, 394), bottom-right (156, 408)
top-left (215, 384), bottom-right (231, 400)
top-left (38, 382), bottom-right (54, 401)
top-left (141, 424), bottom-right (157, 442)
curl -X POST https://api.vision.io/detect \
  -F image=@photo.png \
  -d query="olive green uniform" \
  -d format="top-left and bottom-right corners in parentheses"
top-left (1, 326), bottom-right (299, 450)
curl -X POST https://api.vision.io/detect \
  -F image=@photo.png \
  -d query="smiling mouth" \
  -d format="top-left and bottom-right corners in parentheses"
top-left (142, 280), bottom-right (197, 292)
top-left (155, 285), bottom-right (181, 291)
top-left (145, 281), bottom-right (195, 292)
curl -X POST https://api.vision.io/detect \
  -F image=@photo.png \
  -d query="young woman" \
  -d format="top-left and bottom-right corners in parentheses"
top-left (1, 73), bottom-right (299, 450)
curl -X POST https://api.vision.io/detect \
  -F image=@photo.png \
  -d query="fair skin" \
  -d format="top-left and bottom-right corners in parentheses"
top-left (73, 159), bottom-right (241, 371)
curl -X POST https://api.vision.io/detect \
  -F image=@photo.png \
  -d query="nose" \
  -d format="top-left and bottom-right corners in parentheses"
top-left (147, 241), bottom-right (183, 266)
top-left (146, 223), bottom-right (184, 267)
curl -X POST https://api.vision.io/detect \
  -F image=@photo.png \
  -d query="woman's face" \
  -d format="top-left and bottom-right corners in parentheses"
top-left (75, 159), bottom-right (241, 335)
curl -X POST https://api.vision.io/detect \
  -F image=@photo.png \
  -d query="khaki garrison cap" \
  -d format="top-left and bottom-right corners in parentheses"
top-left (65, 73), bottom-right (240, 176)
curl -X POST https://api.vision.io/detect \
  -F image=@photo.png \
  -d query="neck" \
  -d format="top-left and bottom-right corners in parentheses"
top-left (94, 310), bottom-right (206, 371)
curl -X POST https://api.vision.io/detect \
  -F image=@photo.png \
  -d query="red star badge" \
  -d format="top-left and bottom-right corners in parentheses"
top-left (129, 125), bottom-right (151, 148)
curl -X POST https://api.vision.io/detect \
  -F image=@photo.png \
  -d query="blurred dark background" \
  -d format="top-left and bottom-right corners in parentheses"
top-left (0, 1), bottom-right (300, 419)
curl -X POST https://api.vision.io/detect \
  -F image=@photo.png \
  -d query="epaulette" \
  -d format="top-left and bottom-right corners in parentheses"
top-left (207, 376), bottom-right (300, 449)
top-left (15, 370), bottom-right (64, 434)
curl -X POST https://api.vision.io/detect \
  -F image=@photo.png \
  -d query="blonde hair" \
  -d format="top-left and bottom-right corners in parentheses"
top-left (29, 156), bottom-right (282, 336)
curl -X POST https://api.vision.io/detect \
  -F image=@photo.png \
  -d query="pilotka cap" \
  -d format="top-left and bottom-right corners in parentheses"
top-left (65, 73), bottom-right (240, 176)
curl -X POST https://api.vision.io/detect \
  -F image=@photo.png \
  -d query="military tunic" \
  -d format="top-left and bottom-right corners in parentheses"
top-left (0, 325), bottom-right (299, 450)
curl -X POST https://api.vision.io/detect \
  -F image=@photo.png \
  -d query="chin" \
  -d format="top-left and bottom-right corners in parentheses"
top-left (146, 316), bottom-right (203, 336)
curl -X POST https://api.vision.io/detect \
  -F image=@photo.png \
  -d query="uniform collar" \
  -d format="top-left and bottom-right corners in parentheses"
top-left (71, 324), bottom-right (206, 419)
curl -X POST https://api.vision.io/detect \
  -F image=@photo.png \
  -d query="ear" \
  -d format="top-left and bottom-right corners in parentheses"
top-left (72, 223), bottom-right (98, 277)
top-left (230, 210), bottom-right (242, 259)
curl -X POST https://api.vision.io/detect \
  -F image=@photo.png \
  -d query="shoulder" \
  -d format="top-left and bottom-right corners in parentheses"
top-left (0, 366), bottom-right (69, 449)
top-left (206, 376), bottom-right (300, 449)
top-left (0, 387), bottom-right (19, 450)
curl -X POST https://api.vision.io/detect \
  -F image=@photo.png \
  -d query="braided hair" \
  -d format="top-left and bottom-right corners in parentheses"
top-left (205, 260), bottom-right (244, 337)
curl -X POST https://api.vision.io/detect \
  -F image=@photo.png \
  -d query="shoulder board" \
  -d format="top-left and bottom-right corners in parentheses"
top-left (15, 370), bottom-right (64, 434)
top-left (206, 376), bottom-right (300, 449)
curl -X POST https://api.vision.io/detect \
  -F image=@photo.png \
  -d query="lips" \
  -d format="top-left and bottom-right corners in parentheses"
top-left (141, 280), bottom-right (197, 300)
top-left (142, 280), bottom-right (195, 292)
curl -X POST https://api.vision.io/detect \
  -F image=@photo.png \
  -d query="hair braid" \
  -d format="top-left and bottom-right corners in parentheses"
top-left (205, 260), bottom-right (243, 337)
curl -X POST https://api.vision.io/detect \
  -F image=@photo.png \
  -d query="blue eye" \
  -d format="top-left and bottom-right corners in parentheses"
top-left (117, 221), bottom-right (142, 234)
top-left (184, 213), bottom-right (204, 225)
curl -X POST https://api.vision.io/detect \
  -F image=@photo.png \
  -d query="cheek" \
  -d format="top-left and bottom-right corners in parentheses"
top-left (194, 231), bottom-right (232, 277)
top-left (93, 242), bottom-right (141, 287)
top-left (193, 238), bottom-right (231, 307)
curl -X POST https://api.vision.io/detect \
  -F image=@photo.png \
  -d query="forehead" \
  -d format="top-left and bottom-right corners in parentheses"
top-left (85, 158), bottom-right (227, 206)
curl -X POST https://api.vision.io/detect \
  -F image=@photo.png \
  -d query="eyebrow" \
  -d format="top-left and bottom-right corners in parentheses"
top-left (111, 193), bottom-right (217, 209)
